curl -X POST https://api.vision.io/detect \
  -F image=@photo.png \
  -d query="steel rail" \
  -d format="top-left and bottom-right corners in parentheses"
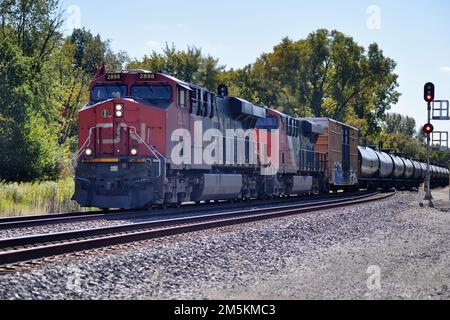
top-left (0, 191), bottom-right (395, 266)
top-left (0, 191), bottom-right (372, 230)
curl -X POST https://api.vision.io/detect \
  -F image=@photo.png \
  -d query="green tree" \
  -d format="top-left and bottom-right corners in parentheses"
top-left (0, 37), bottom-right (60, 181)
top-left (430, 150), bottom-right (450, 167)
top-left (128, 43), bottom-right (224, 91)
top-left (379, 132), bottom-right (424, 159)
top-left (384, 113), bottom-right (416, 137)
top-left (0, 1), bottom-right (131, 182)
top-left (0, 0), bottom-right (64, 181)
top-left (0, 0), bottom-right (64, 68)
top-left (224, 29), bottom-right (400, 138)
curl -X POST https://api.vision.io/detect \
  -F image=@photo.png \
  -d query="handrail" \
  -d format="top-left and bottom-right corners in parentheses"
top-left (128, 126), bottom-right (166, 178)
top-left (71, 127), bottom-right (96, 168)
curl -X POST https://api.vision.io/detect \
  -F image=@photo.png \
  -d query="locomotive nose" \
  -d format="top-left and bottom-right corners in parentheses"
top-left (91, 98), bottom-right (144, 157)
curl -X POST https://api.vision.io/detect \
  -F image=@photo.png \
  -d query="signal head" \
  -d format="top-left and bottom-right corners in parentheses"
top-left (424, 82), bottom-right (435, 103)
top-left (423, 123), bottom-right (434, 135)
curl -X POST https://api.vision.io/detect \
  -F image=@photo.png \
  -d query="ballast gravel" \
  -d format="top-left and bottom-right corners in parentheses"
top-left (0, 198), bottom-right (328, 240)
top-left (0, 191), bottom-right (450, 300)
top-left (0, 219), bottom-right (135, 240)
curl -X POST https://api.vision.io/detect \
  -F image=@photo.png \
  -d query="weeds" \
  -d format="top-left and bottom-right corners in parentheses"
top-left (0, 177), bottom-right (93, 217)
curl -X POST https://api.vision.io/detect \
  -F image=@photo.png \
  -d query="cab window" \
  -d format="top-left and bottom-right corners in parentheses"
top-left (131, 85), bottom-right (172, 101)
top-left (288, 118), bottom-right (293, 136)
top-left (91, 85), bottom-right (127, 102)
top-left (178, 87), bottom-right (187, 108)
top-left (131, 85), bottom-right (172, 109)
top-left (203, 91), bottom-right (209, 117)
top-left (209, 93), bottom-right (215, 118)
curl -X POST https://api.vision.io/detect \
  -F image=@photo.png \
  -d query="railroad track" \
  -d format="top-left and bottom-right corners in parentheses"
top-left (0, 191), bottom-right (373, 230)
top-left (0, 191), bottom-right (394, 267)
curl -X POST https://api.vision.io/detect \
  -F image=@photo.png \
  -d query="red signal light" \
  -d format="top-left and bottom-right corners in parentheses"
top-left (423, 123), bottom-right (434, 135)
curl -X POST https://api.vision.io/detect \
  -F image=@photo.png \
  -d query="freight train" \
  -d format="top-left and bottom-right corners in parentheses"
top-left (72, 70), bottom-right (449, 209)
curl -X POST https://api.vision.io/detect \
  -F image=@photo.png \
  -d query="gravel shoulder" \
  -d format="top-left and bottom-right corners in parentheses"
top-left (0, 191), bottom-right (449, 300)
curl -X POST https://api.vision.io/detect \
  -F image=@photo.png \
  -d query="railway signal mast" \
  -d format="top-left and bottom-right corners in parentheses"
top-left (423, 82), bottom-right (435, 203)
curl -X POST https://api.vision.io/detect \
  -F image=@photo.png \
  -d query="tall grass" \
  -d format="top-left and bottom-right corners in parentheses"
top-left (0, 177), bottom-right (92, 217)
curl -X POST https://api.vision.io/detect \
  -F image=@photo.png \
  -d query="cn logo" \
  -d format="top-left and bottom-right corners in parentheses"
top-left (102, 110), bottom-right (110, 118)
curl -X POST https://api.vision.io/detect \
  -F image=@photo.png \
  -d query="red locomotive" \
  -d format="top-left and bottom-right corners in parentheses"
top-left (73, 70), bottom-right (449, 209)
top-left (73, 70), bottom-right (327, 209)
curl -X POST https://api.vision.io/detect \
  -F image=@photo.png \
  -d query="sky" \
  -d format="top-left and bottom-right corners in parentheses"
top-left (62, 0), bottom-right (450, 145)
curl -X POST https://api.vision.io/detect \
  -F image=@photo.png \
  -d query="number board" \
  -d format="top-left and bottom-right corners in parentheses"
top-left (105, 73), bottom-right (122, 81)
top-left (137, 73), bottom-right (157, 81)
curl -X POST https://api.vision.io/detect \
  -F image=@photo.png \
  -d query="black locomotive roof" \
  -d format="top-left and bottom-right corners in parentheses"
top-left (226, 97), bottom-right (266, 119)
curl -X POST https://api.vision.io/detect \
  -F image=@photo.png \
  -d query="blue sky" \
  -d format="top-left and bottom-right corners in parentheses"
top-left (62, 0), bottom-right (450, 141)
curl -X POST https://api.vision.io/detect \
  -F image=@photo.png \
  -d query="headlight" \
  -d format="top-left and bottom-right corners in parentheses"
top-left (130, 148), bottom-right (138, 156)
top-left (85, 148), bottom-right (93, 156)
top-left (115, 104), bottom-right (124, 117)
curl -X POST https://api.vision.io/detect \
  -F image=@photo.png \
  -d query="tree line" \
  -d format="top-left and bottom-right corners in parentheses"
top-left (0, 0), bottom-right (444, 183)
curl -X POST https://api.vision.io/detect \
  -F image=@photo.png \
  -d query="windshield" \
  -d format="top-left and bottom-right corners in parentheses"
top-left (256, 117), bottom-right (278, 130)
top-left (131, 85), bottom-right (172, 102)
top-left (91, 85), bottom-right (127, 102)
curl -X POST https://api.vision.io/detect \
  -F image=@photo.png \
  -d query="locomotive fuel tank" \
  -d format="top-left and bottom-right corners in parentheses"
top-left (376, 151), bottom-right (394, 179)
top-left (358, 146), bottom-right (379, 178)
top-left (191, 174), bottom-right (243, 202)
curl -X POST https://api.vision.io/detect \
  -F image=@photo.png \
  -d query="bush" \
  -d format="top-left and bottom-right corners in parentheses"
top-left (0, 177), bottom-right (94, 217)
